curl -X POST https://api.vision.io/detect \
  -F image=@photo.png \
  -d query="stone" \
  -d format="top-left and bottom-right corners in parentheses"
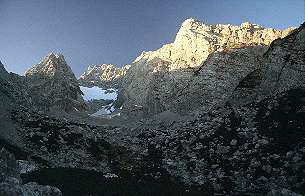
top-left (262, 165), bottom-right (272, 174)
top-left (216, 145), bottom-right (230, 154)
top-left (194, 143), bottom-right (203, 150)
top-left (258, 139), bottom-right (269, 145)
top-left (0, 148), bottom-right (20, 182)
top-left (257, 176), bottom-right (268, 183)
top-left (267, 188), bottom-right (302, 196)
top-left (230, 139), bottom-right (238, 146)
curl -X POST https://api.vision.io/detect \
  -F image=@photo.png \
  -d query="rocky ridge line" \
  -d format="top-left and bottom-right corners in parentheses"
top-left (132, 18), bottom-right (294, 70)
top-left (79, 64), bottom-right (131, 89)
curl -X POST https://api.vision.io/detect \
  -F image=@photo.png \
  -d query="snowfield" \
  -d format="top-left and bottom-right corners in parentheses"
top-left (80, 86), bottom-right (117, 101)
top-left (80, 86), bottom-right (120, 118)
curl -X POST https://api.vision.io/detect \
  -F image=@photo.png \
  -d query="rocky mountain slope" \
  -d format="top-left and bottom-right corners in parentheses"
top-left (0, 61), bottom-right (31, 111)
top-left (120, 19), bottom-right (294, 116)
top-left (232, 22), bottom-right (305, 105)
top-left (79, 64), bottom-right (131, 89)
top-left (25, 53), bottom-right (87, 113)
top-left (137, 88), bottom-right (305, 195)
top-left (0, 20), bottom-right (304, 196)
top-left (0, 61), bottom-right (33, 153)
top-left (132, 22), bottom-right (305, 195)
top-left (0, 62), bottom-right (64, 195)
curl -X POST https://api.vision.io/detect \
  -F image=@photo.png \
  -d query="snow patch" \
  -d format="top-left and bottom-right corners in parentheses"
top-left (80, 86), bottom-right (117, 101)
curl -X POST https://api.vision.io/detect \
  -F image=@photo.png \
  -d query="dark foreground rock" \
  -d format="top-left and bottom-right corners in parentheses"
top-left (21, 167), bottom-right (206, 196)
top-left (3, 89), bottom-right (304, 195)
top-left (135, 89), bottom-right (305, 195)
top-left (0, 148), bottom-right (62, 196)
top-left (10, 107), bottom-right (138, 173)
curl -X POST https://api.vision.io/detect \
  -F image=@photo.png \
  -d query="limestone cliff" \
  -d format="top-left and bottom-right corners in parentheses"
top-left (132, 18), bottom-right (292, 70)
top-left (121, 18), bottom-right (294, 116)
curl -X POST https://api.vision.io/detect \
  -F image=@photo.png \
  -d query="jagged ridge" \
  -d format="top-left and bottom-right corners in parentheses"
top-left (79, 64), bottom-right (131, 88)
top-left (120, 18), bottom-right (294, 116)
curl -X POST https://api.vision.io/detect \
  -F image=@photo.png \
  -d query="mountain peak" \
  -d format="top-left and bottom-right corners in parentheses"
top-left (240, 21), bottom-right (253, 28)
top-left (178, 18), bottom-right (206, 33)
top-left (41, 52), bottom-right (66, 67)
top-left (134, 19), bottom-right (295, 70)
top-left (45, 52), bottom-right (64, 59)
top-left (181, 18), bottom-right (203, 26)
top-left (25, 53), bottom-right (87, 113)
top-left (25, 53), bottom-right (73, 78)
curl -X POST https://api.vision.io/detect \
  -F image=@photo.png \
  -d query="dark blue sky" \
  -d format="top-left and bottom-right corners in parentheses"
top-left (0, 0), bottom-right (304, 76)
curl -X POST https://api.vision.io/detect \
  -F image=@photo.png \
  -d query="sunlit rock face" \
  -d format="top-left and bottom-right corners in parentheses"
top-left (121, 18), bottom-right (294, 116)
top-left (25, 53), bottom-right (87, 113)
top-left (79, 64), bottom-right (131, 88)
top-left (132, 18), bottom-right (293, 70)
